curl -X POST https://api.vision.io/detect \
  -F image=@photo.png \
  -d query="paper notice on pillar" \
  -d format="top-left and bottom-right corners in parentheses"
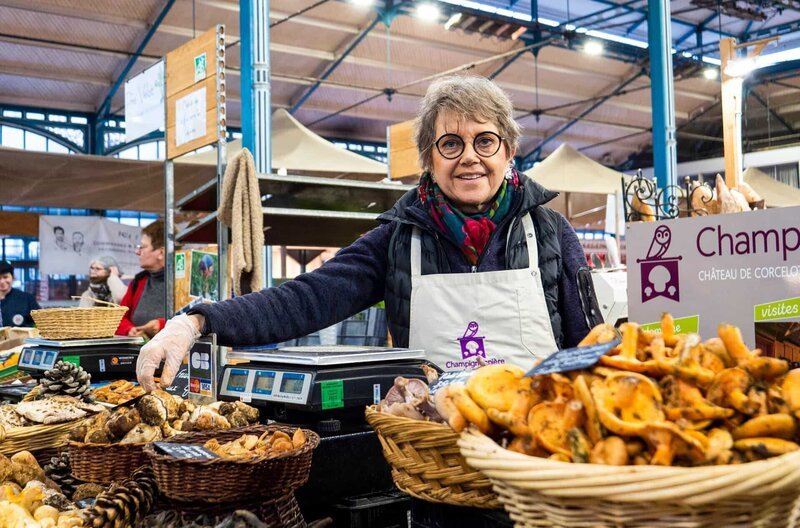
top-left (124, 61), bottom-right (165, 143)
top-left (175, 87), bottom-right (206, 147)
top-left (627, 206), bottom-right (800, 349)
top-left (39, 216), bottom-right (141, 276)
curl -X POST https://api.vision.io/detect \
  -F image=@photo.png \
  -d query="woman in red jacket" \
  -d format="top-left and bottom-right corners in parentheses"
top-left (116, 220), bottom-right (166, 338)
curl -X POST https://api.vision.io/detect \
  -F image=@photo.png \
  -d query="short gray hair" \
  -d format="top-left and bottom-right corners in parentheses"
top-left (91, 255), bottom-right (121, 275)
top-left (414, 75), bottom-right (521, 172)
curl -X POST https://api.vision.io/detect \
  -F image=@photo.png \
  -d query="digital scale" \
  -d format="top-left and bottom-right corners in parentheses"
top-left (17, 336), bottom-right (144, 381)
top-left (219, 346), bottom-right (429, 432)
top-left (592, 268), bottom-right (628, 326)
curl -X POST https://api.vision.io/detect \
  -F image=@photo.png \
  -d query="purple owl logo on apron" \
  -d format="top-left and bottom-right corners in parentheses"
top-left (458, 321), bottom-right (486, 359)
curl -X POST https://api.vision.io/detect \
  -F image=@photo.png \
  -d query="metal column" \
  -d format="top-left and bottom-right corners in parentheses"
top-left (647, 0), bottom-right (678, 191)
top-left (240, 0), bottom-right (272, 287)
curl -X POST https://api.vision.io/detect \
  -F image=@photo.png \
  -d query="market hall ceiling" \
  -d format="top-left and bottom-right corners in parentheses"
top-left (0, 0), bottom-right (799, 167)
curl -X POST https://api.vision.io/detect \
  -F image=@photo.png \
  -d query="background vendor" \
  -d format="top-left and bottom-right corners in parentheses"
top-left (0, 260), bottom-right (40, 327)
top-left (116, 221), bottom-right (166, 338)
top-left (136, 75), bottom-right (600, 391)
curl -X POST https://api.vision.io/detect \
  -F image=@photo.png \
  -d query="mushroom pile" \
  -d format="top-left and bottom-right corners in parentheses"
top-left (386, 315), bottom-right (800, 467)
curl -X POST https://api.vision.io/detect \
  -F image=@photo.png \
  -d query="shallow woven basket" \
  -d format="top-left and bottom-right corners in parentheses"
top-left (31, 301), bottom-right (128, 339)
top-left (365, 405), bottom-right (500, 509)
top-left (165, 491), bottom-right (306, 528)
top-left (0, 418), bottom-right (91, 456)
top-left (143, 425), bottom-right (319, 503)
top-left (68, 441), bottom-right (150, 484)
top-left (458, 428), bottom-right (800, 528)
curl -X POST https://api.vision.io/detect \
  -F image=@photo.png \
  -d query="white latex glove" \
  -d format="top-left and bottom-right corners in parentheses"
top-left (136, 314), bottom-right (202, 392)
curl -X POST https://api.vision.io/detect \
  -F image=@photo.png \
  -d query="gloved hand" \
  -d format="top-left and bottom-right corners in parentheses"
top-left (136, 314), bottom-right (203, 392)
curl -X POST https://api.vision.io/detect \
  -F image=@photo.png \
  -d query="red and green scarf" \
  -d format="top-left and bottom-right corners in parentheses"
top-left (418, 170), bottom-right (519, 265)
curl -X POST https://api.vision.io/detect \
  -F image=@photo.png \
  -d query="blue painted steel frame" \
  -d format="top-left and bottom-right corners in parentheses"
top-left (290, 16), bottom-right (382, 114)
top-left (97, 0), bottom-right (176, 119)
top-left (520, 69), bottom-right (644, 162)
top-left (240, 0), bottom-right (253, 153)
top-left (648, 0), bottom-right (678, 191)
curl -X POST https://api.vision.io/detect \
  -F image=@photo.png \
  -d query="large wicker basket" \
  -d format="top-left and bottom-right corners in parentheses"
top-left (365, 405), bottom-right (500, 509)
top-left (143, 425), bottom-right (319, 503)
top-left (31, 302), bottom-right (128, 339)
top-left (68, 441), bottom-right (150, 484)
top-left (458, 428), bottom-right (800, 528)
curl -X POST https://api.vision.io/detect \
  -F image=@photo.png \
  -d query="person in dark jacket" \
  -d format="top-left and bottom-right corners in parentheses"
top-left (116, 221), bottom-right (166, 338)
top-left (0, 260), bottom-right (40, 327)
top-left (136, 75), bottom-right (601, 391)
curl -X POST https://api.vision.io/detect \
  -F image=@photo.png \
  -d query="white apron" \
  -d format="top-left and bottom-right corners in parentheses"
top-left (409, 214), bottom-right (559, 371)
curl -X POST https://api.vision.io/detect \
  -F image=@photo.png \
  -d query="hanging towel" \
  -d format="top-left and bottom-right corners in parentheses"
top-left (219, 148), bottom-right (264, 295)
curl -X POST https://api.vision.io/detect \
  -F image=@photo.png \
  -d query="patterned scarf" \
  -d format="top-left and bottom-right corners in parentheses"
top-left (88, 280), bottom-right (112, 304)
top-left (418, 170), bottom-right (519, 265)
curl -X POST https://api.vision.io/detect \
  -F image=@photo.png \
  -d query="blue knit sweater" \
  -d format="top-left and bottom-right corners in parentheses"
top-left (191, 187), bottom-right (591, 349)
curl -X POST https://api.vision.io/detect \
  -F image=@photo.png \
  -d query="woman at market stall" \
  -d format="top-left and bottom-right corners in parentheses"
top-left (116, 221), bottom-right (167, 338)
top-left (79, 255), bottom-right (126, 307)
top-left (136, 75), bottom-right (601, 391)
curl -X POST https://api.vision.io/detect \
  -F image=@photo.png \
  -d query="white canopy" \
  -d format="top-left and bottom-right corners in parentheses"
top-left (524, 143), bottom-right (626, 195)
top-left (178, 109), bottom-right (387, 180)
top-left (523, 143), bottom-right (628, 229)
top-left (743, 167), bottom-right (800, 208)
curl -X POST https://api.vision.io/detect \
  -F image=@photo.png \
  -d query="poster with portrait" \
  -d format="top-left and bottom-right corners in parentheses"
top-left (189, 250), bottom-right (218, 301)
top-left (39, 216), bottom-right (141, 276)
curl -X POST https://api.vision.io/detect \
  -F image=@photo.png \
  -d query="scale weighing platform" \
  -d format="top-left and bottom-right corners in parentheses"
top-left (220, 346), bottom-right (429, 431)
top-left (17, 336), bottom-right (144, 381)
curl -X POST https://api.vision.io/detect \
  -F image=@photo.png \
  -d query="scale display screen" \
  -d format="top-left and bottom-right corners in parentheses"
top-left (32, 350), bottom-right (43, 365)
top-left (43, 351), bottom-right (57, 368)
top-left (280, 373), bottom-right (305, 395)
top-left (254, 371), bottom-right (275, 394)
top-left (226, 370), bottom-right (249, 392)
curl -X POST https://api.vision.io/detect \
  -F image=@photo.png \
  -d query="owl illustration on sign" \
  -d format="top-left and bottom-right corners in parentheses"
top-left (645, 225), bottom-right (672, 260)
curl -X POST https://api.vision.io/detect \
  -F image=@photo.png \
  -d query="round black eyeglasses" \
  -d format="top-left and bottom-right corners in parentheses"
top-left (434, 131), bottom-right (504, 160)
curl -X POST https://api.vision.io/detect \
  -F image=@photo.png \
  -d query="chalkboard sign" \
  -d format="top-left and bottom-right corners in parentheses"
top-left (153, 442), bottom-right (219, 460)
top-left (524, 338), bottom-right (621, 377)
top-left (428, 370), bottom-right (474, 394)
top-left (163, 365), bottom-right (189, 399)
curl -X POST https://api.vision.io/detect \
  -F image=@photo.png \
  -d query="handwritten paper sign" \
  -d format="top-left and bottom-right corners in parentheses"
top-left (125, 61), bottom-right (165, 142)
top-left (175, 87), bottom-right (206, 147)
top-left (524, 339), bottom-right (621, 377)
top-left (428, 370), bottom-right (473, 394)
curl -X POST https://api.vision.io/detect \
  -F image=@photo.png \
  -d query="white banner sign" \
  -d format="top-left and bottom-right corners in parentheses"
top-left (125, 61), bottom-right (165, 143)
top-left (175, 87), bottom-right (206, 147)
top-left (628, 207), bottom-right (800, 348)
top-left (39, 216), bottom-right (141, 276)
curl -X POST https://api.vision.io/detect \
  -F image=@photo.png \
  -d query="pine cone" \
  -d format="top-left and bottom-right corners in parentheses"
top-left (83, 466), bottom-right (158, 527)
top-left (38, 361), bottom-right (96, 402)
top-left (43, 452), bottom-right (77, 499)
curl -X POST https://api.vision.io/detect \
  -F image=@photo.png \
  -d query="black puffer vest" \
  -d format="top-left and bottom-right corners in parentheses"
top-left (378, 174), bottom-right (564, 349)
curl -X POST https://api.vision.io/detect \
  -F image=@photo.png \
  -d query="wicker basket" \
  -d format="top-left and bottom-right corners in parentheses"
top-left (165, 492), bottom-right (307, 527)
top-left (68, 441), bottom-right (150, 484)
top-left (143, 425), bottom-right (319, 503)
top-left (365, 405), bottom-right (499, 509)
top-left (31, 300), bottom-right (128, 339)
top-left (0, 418), bottom-right (91, 456)
top-left (458, 428), bottom-right (800, 528)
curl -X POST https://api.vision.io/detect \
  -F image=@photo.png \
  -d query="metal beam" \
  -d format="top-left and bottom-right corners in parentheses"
top-left (626, 17), bottom-right (647, 34)
top-left (675, 13), bottom-right (716, 47)
top-left (649, 0), bottom-right (678, 190)
top-left (750, 90), bottom-right (795, 133)
top-left (588, 0), bottom-right (736, 37)
top-left (96, 0), bottom-right (175, 118)
top-left (290, 16), bottom-right (381, 113)
top-left (489, 48), bottom-right (527, 80)
top-left (521, 69), bottom-right (645, 161)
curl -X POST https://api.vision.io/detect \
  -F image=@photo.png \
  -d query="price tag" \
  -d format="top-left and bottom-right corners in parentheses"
top-left (524, 338), bottom-right (621, 377)
top-left (428, 370), bottom-right (473, 394)
top-left (153, 442), bottom-right (219, 460)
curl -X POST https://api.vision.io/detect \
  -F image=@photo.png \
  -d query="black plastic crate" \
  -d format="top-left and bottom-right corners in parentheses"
top-left (332, 490), bottom-right (410, 528)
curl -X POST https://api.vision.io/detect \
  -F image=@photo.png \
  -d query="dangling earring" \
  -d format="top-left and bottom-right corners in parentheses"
top-left (504, 162), bottom-right (514, 180)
